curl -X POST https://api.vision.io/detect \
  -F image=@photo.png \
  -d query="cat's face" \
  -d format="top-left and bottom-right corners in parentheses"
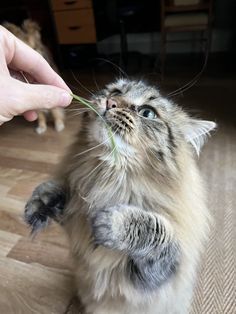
top-left (88, 79), bottom-right (215, 167)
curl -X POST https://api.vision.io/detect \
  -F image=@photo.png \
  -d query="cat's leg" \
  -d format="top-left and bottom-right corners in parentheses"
top-left (51, 107), bottom-right (65, 132)
top-left (36, 111), bottom-right (47, 134)
top-left (24, 180), bottom-right (66, 233)
top-left (91, 205), bottom-right (180, 291)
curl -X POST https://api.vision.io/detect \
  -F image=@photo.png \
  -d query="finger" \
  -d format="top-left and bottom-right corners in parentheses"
top-left (14, 80), bottom-right (72, 113)
top-left (0, 77), bottom-right (72, 121)
top-left (0, 39), bottom-right (10, 74)
top-left (1, 26), bottom-right (71, 92)
top-left (23, 110), bottom-right (38, 121)
top-left (14, 42), bottom-right (70, 91)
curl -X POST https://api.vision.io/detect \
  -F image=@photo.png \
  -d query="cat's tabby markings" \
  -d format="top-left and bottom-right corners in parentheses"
top-left (25, 79), bottom-right (216, 314)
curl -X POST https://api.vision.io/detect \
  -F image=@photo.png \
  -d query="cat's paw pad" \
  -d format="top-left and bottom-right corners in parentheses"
top-left (36, 126), bottom-right (47, 134)
top-left (24, 181), bottom-right (65, 233)
top-left (91, 206), bottom-right (125, 250)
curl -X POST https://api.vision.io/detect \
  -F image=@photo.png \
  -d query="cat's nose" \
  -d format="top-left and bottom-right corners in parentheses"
top-left (106, 98), bottom-right (117, 110)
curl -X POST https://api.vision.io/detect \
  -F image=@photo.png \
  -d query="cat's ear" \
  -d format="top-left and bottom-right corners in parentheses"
top-left (182, 120), bottom-right (216, 156)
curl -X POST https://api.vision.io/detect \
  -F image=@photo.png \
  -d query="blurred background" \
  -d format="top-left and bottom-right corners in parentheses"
top-left (0, 1), bottom-right (235, 314)
top-left (0, 0), bottom-right (235, 118)
top-left (0, 0), bottom-right (235, 77)
top-left (0, 0), bottom-right (234, 115)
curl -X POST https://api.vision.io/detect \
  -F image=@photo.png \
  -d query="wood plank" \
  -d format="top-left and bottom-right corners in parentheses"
top-left (0, 257), bottom-right (74, 314)
top-left (0, 196), bottom-right (25, 214)
top-left (0, 184), bottom-right (11, 196)
top-left (0, 210), bottom-right (28, 236)
top-left (8, 178), bottom-right (49, 200)
top-left (0, 156), bottom-right (56, 174)
top-left (0, 74), bottom-right (92, 313)
top-left (0, 132), bottom-right (70, 156)
top-left (0, 167), bottom-right (23, 179)
top-left (0, 230), bottom-right (21, 257)
top-left (7, 237), bottom-right (71, 270)
top-left (0, 210), bottom-right (69, 248)
top-left (0, 146), bottom-right (60, 164)
top-left (35, 223), bottom-right (70, 248)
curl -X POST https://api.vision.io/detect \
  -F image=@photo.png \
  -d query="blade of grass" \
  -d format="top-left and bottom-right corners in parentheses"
top-left (71, 93), bottom-right (117, 158)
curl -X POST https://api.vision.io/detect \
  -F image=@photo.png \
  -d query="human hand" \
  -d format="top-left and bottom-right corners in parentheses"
top-left (0, 25), bottom-right (72, 125)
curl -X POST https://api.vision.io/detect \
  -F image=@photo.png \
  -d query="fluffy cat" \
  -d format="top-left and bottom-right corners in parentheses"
top-left (3, 19), bottom-right (65, 134)
top-left (25, 79), bottom-right (216, 314)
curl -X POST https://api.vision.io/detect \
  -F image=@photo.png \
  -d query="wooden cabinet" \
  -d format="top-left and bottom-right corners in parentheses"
top-left (51, 0), bottom-right (92, 11)
top-left (50, 0), bottom-right (96, 44)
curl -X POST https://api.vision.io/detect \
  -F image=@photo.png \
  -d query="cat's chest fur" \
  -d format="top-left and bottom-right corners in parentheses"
top-left (64, 157), bottom-right (177, 303)
top-left (72, 158), bottom-right (164, 211)
top-left (65, 159), bottom-right (171, 259)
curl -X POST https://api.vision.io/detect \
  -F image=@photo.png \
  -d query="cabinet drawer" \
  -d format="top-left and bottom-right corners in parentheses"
top-left (51, 0), bottom-right (92, 11)
top-left (54, 9), bottom-right (96, 44)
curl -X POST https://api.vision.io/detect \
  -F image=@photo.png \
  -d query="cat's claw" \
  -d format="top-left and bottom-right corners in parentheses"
top-left (24, 181), bottom-right (65, 234)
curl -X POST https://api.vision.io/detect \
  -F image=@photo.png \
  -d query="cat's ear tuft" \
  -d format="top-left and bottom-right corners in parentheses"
top-left (183, 120), bottom-right (216, 156)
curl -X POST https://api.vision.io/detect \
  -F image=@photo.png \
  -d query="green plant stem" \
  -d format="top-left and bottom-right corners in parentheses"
top-left (71, 93), bottom-right (117, 158)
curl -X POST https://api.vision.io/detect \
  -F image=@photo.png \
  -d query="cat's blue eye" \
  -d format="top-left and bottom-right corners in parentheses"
top-left (138, 107), bottom-right (157, 119)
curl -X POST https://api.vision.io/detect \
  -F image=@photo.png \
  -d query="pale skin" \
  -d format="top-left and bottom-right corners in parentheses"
top-left (0, 26), bottom-right (72, 125)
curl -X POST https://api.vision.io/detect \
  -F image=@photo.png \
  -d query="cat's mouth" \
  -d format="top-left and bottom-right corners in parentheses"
top-left (90, 96), bottom-right (136, 137)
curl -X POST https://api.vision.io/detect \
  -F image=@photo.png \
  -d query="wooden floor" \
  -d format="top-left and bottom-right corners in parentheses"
top-left (0, 113), bottom-right (81, 314)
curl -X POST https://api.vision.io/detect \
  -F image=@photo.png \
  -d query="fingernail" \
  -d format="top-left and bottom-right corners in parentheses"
top-left (60, 92), bottom-right (72, 107)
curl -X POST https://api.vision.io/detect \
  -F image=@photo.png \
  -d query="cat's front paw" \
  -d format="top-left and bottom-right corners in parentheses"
top-left (24, 181), bottom-right (65, 234)
top-left (91, 205), bottom-right (127, 251)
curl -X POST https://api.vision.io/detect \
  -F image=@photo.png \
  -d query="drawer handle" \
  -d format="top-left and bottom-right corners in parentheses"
top-left (68, 26), bottom-right (81, 31)
top-left (64, 1), bottom-right (77, 5)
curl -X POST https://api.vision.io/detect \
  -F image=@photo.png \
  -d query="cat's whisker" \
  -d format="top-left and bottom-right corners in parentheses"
top-left (82, 125), bottom-right (120, 179)
top-left (132, 132), bottom-right (159, 171)
top-left (69, 111), bottom-right (91, 118)
top-left (66, 106), bottom-right (91, 110)
top-left (95, 57), bottom-right (128, 79)
top-left (136, 132), bottom-right (165, 164)
top-left (73, 129), bottom-right (118, 158)
top-left (84, 145), bottom-right (117, 181)
top-left (66, 108), bottom-right (91, 113)
top-left (71, 101), bottom-right (87, 106)
top-left (168, 78), bottom-right (199, 98)
top-left (70, 70), bottom-right (96, 97)
top-left (66, 82), bottom-right (89, 96)
top-left (72, 100), bottom-right (94, 107)
top-left (92, 69), bottom-right (100, 92)
top-left (66, 108), bottom-right (91, 118)
top-left (167, 50), bottom-right (209, 98)
top-left (131, 128), bottom-right (162, 167)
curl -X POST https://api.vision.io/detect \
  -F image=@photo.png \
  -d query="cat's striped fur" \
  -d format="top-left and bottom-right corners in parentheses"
top-left (25, 79), bottom-right (216, 314)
